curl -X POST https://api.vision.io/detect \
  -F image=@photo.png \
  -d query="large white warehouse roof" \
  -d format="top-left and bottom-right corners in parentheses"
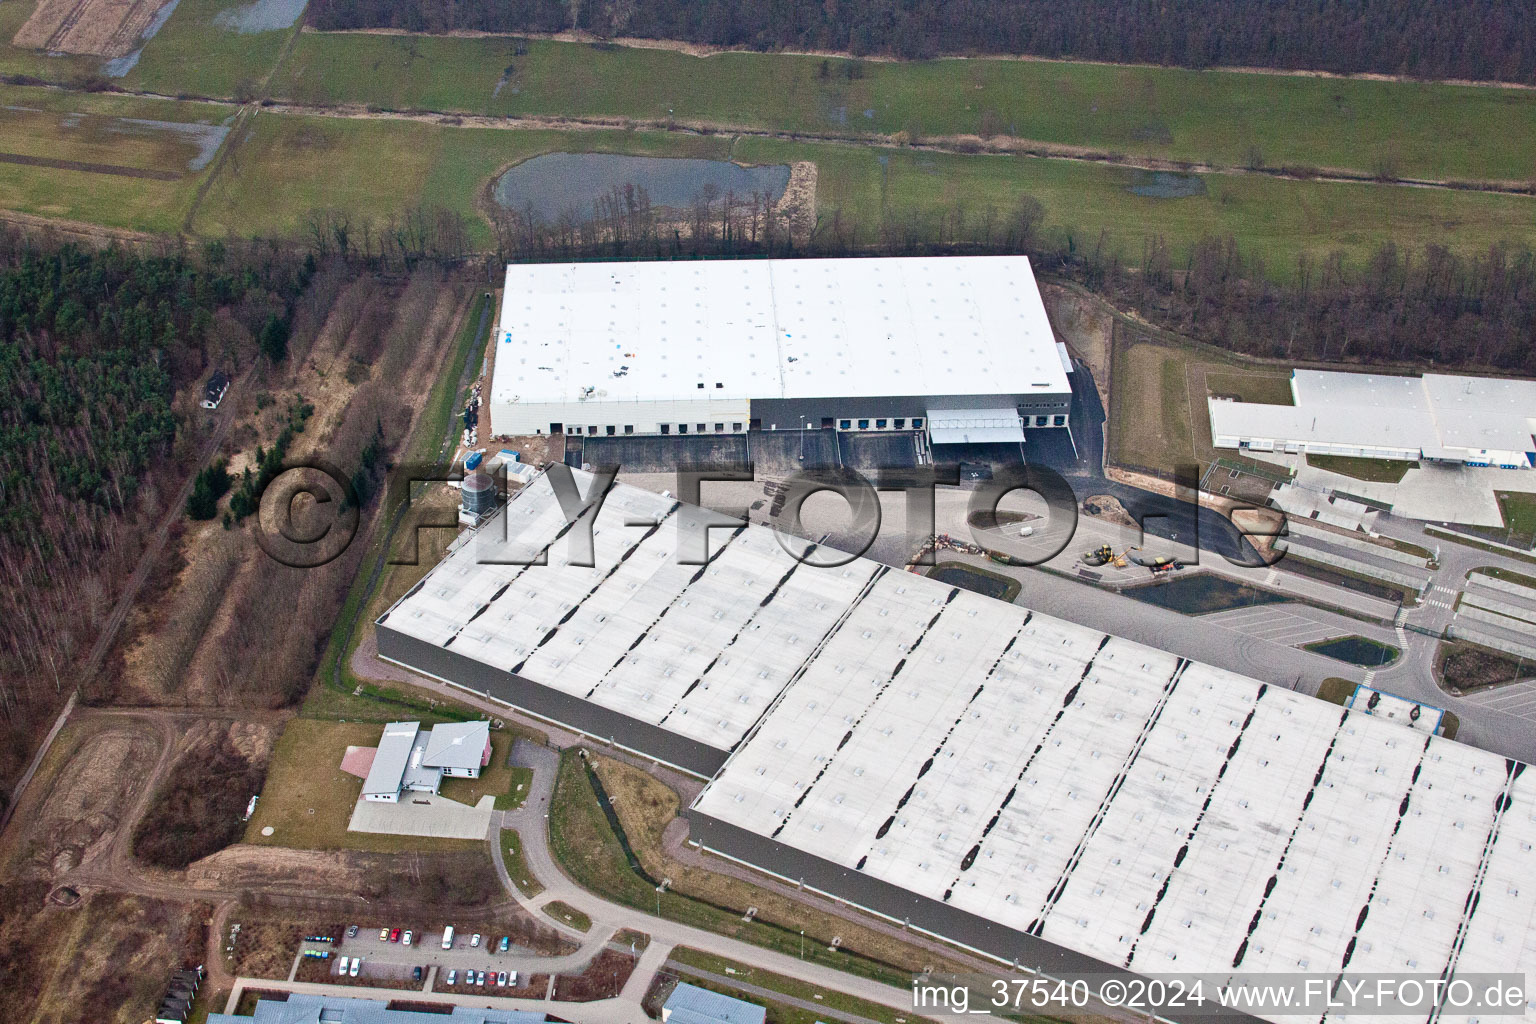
top-left (490, 256), bottom-right (1068, 410)
top-left (1210, 370), bottom-right (1536, 466)
top-left (378, 470), bottom-right (1536, 1015)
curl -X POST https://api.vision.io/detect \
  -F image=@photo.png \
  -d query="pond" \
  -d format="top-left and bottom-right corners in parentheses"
top-left (214, 0), bottom-right (309, 33)
top-left (1305, 635), bottom-right (1401, 667)
top-left (1121, 573), bottom-right (1290, 615)
top-left (492, 153), bottom-right (790, 225)
top-left (926, 562), bottom-right (1020, 603)
top-left (1126, 170), bottom-right (1208, 199)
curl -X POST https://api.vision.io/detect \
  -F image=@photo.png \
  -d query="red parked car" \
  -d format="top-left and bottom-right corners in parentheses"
top-left (389, 927), bottom-right (401, 943)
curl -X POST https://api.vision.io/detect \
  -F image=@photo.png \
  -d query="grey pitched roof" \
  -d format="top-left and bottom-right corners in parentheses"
top-left (360, 722), bottom-right (420, 798)
top-left (421, 720), bottom-right (490, 771)
top-left (208, 993), bottom-right (550, 1024)
top-left (664, 983), bottom-right (767, 1024)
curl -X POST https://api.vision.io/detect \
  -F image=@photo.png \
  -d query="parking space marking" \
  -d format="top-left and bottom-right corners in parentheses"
top-left (1463, 679), bottom-right (1536, 723)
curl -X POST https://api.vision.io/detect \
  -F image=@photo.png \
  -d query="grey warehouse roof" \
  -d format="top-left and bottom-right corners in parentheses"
top-left (1209, 370), bottom-right (1536, 462)
top-left (207, 994), bottom-right (550, 1024)
top-left (664, 983), bottom-right (767, 1024)
top-left (378, 470), bottom-right (1536, 1018)
top-left (490, 256), bottom-right (1070, 408)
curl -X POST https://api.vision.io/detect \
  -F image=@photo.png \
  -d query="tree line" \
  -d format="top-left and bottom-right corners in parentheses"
top-left (459, 178), bottom-right (1536, 377)
top-left (307, 0), bottom-right (1536, 83)
top-left (0, 235), bottom-right (311, 792)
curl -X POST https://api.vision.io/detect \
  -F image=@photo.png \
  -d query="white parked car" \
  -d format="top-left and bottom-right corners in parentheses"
top-left (349, 958), bottom-right (361, 977)
top-left (470, 933), bottom-right (481, 948)
top-left (336, 956), bottom-right (349, 974)
top-left (509, 971), bottom-right (518, 986)
top-left (402, 930), bottom-right (413, 946)
top-left (447, 969), bottom-right (457, 986)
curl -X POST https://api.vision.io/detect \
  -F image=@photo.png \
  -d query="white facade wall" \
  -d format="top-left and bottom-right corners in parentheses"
top-left (488, 257), bottom-right (1069, 439)
top-left (1208, 370), bottom-right (1536, 468)
top-left (497, 397), bottom-right (752, 438)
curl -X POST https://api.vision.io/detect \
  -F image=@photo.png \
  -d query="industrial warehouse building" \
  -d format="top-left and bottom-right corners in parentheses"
top-left (1210, 369), bottom-right (1536, 468)
top-left (209, 994), bottom-right (553, 1023)
top-left (488, 256), bottom-right (1073, 446)
top-left (376, 470), bottom-right (1535, 1017)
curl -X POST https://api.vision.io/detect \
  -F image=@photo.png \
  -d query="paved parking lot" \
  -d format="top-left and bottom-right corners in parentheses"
top-left (1201, 604), bottom-right (1361, 648)
top-left (347, 793), bottom-right (494, 840)
top-left (326, 927), bottom-right (569, 978)
top-left (1460, 680), bottom-right (1536, 724)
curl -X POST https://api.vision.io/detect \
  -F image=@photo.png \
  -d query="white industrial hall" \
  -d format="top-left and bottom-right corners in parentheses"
top-left (376, 469), bottom-right (1536, 1021)
top-left (1210, 369), bottom-right (1536, 468)
top-left (487, 255), bottom-right (1073, 446)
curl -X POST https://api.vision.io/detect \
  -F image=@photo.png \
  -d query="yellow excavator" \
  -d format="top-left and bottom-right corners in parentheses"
top-left (1082, 544), bottom-right (1135, 568)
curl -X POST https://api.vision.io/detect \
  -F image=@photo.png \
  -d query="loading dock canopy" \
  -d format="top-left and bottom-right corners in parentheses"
top-left (926, 407), bottom-right (1025, 444)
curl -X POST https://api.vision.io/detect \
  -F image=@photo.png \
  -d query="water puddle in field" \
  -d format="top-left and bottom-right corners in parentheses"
top-left (7, 103), bottom-right (230, 172)
top-left (109, 118), bottom-right (231, 170)
top-left (1126, 170), bottom-right (1208, 198)
top-left (214, 0), bottom-right (308, 32)
top-left (492, 152), bottom-right (790, 225)
top-left (101, 0), bottom-right (180, 76)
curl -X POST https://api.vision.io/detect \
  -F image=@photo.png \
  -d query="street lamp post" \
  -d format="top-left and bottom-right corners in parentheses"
top-left (799, 416), bottom-right (806, 461)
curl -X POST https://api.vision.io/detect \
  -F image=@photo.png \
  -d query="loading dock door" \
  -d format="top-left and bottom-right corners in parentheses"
top-left (926, 407), bottom-right (1026, 445)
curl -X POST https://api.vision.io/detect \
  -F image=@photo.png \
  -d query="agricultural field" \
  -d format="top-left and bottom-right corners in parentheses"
top-left (113, 0), bottom-right (302, 99)
top-left (735, 135), bottom-right (1536, 270)
top-left (13, 0), bottom-right (171, 58)
top-left (1107, 333), bottom-right (1295, 478)
top-left (190, 112), bottom-right (733, 241)
top-left (0, 0), bottom-right (94, 80)
top-left (0, 84), bottom-right (225, 229)
top-left (184, 109), bottom-right (1536, 271)
top-left (271, 34), bottom-right (1536, 185)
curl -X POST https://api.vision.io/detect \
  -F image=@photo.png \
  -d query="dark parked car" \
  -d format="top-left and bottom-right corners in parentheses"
top-left (412, 966), bottom-right (423, 982)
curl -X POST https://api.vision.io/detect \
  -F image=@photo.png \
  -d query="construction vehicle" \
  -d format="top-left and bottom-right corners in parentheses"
top-left (1127, 547), bottom-right (1181, 572)
top-left (1082, 544), bottom-right (1114, 567)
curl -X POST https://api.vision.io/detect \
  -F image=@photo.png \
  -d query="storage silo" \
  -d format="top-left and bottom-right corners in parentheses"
top-left (461, 471), bottom-right (496, 520)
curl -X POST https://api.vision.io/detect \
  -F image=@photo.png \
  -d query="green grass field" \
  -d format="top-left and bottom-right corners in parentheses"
top-left (495, 765), bottom-right (533, 811)
top-left (500, 829), bottom-right (544, 898)
top-left (541, 900), bottom-right (591, 932)
top-left (243, 719), bottom-right (480, 853)
top-left (0, 84), bottom-right (227, 230)
top-left (271, 35), bottom-right (1536, 185)
top-left (1205, 370), bottom-right (1294, 405)
top-left (116, 0), bottom-right (297, 98)
top-left (1306, 454), bottom-right (1418, 483)
top-left (1496, 491), bottom-right (1536, 540)
top-left (188, 111), bottom-right (1536, 270)
top-left (191, 112), bottom-right (732, 242)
